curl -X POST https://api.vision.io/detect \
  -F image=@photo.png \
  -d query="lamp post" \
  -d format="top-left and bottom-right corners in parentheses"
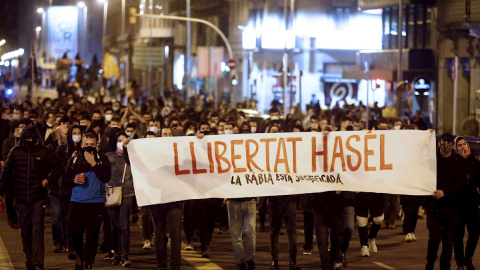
top-left (78, 2), bottom-right (88, 64)
top-left (97, 0), bottom-right (108, 53)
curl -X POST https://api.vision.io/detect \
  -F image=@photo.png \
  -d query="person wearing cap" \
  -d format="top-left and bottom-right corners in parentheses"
top-left (425, 133), bottom-right (463, 270)
top-left (453, 136), bottom-right (480, 270)
top-left (0, 126), bottom-right (63, 270)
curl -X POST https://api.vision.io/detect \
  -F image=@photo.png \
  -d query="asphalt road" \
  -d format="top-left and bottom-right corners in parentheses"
top-left (1, 207), bottom-right (478, 270)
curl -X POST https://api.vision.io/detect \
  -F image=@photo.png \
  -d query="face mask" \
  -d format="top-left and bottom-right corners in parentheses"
top-left (346, 125), bottom-right (354, 131)
top-left (149, 127), bottom-right (158, 133)
top-left (113, 106), bottom-right (120, 111)
top-left (353, 126), bottom-right (361, 131)
top-left (126, 132), bottom-right (134, 138)
top-left (12, 115), bottom-right (20, 120)
top-left (105, 114), bottom-right (113, 122)
top-left (251, 127), bottom-right (257, 133)
top-left (68, 100), bottom-right (74, 105)
top-left (72, 135), bottom-right (81, 143)
top-left (200, 131), bottom-right (209, 135)
top-left (394, 125), bottom-right (401, 130)
top-left (45, 103), bottom-right (52, 109)
top-left (79, 125), bottom-right (87, 131)
top-left (271, 116), bottom-right (279, 120)
top-left (116, 141), bottom-right (123, 151)
top-left (224, 130), bottom-right (233, 135)
top-left (25, 140), bottom-right (38, 147)
top-left (83, 146), bottom-right (97, 154)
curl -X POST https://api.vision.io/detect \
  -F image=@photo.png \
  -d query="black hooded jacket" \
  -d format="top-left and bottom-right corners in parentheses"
top-left (0, 126), bottom-right (63, 204)
top-left (454, 136), bottom-right (480, 208)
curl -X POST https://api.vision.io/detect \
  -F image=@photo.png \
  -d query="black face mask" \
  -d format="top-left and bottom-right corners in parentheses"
top-left (200, 131), bottom-right (209, 135)
top-left (346, 125), bottom-right (354, 131)
top-left (83, 146), bottom-right (97, 155)
top-left (79, 125), bottom-right (87, 132)
top-left (25, 139), bottom-right (38, 148)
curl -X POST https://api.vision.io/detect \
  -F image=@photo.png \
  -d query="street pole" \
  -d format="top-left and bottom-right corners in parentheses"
top-left (84, 6), bottom-right (88, 65)
top-left (453, 56), bottom-right (459, 135)
top-left (283, 0), bottom-right (288, 116)
top-left (102, 1), bottom-right (108, 53)
top-left (397, 0), bottom-right (403, 110)
top-left (186, 0), bottom-right (191, 99)
top-left (365, 61), bottom-right (370, 130)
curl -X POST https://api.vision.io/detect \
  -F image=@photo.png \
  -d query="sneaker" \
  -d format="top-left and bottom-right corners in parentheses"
top-left (302, 248), bottom-right (312, 255)
top-left (271, 260), bottom-right (280, 270)
top-left (112, 255), bottom-right (122, 265)
top-left (405, 233), bottom-right (413, 242)
top-left (201, 247), bottom-right (210, 258)
top-left (411, 233), bottom-right (417, 242)
top-left (361, 245), bottom-right (370, 257)
top-left (333, 262), bottom-right (343, 270)
top-left (104, 250), bottom-right (115, 260)
top-left (289, 261), bottom-right (301, 270)
top-left (75, 258), bottom-right (84, 270)
top-left (246, 261), bottom-right (256, 270)
top-left (368, 238), bottom-right (378, 253)
top-left (53, 244), bottom-right (64, 253)
top-left (185, 242), bottom-right (193, 251)
top-left (121, 256), bottom-right (131, 267)
top-left (143, 240), bottom-right (151, 250)
top-left (68, 250), bottom-right (77, 260)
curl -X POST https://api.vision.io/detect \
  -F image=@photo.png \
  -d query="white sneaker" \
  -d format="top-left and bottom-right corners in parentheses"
top-left (368, 238), bottom-right (377, 253)
top-left (361, 245), bottom-right (370, 257)
top-left (411, 233), bottom-right (417, 241)
top-left (405, 233), bottom-right (412, 242)
top-left (143, 240), bottom-right (151, 249)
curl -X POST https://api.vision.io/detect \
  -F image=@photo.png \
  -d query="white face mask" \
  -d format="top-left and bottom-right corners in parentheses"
top-left (224, 130), bottom-right (233, 135)
top-left (68, 100), bottom-right (74, 105)
top-left (105, 114), bottom-right (113, 122)
top-left (116, 141), bottom-right (123, 151)
top-left (72, 135), bottom-right (81, 143)
top-left (251, 126), bottom-right (257, 133)
top-left (126, 132), bottom-right (134, 138)
top-left (271, 116), bottom-right (279, 120)
top-left (353, 126), bottom-right (361, 131)
top-left (12, 114), bottom-right (20, 120)
top-left (149, 126), bottom-right (159, 133)
top-left (113, 106), bottom-right (120, 111)
top-left (394, 125), bottom-right (401, 130)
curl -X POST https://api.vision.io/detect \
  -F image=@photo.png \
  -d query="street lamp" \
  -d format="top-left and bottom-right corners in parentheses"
top-left (37, 7), bottom-right (44, 14)
top-left (36, 26), bottom-right (42, 32)
top-left (0, 39), bottom-right (5, 46)
top-left (77, 2), bottom-right (88, 64)
top-left (77, 1), bottom-right (86, 8)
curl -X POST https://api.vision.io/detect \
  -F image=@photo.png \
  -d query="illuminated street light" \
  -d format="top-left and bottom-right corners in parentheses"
top-left (97, 0), bottom-right (105, 3)
top-left (36, 26), bottom-right (42, 32)
top-left (0, 39), bottom-right (5, 46)
top-left (77, 1), bottom-right (86, 8)
top-left (37, 7), bottom-right (44, 14)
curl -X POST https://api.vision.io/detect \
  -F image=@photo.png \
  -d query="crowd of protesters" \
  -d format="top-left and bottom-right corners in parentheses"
top-left (0, 86), bottom-right (479, 270)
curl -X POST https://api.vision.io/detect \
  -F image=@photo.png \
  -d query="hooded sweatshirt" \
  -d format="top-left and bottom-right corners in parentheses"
top-left (454, 136), bottom-right (480, 208)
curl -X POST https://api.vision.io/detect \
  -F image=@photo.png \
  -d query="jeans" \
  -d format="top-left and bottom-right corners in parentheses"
top-left (15, 200), bottom-right (46, 268)
top-left (49, 195), bottom-right (65, 246)
top-left (150, 202), bottom-right (183, 268)
top-left (303, 210), bottom-right (314, 250)
top-left (107, 196), bottom-right (133, 257)
top-left (227, 200), bottom-right (256, 265)
top-left (454, 207), bottom-right (480, 266)
top-left (194, 199), bottom-right (221, 251)
top-left (426, 207), bottom-right (458, 270)
top-left (258, 197), bottom-right (268, 228)
top-left (342, 206), bottom-right (354, 253)
top-left (269, 200), bottom-right (298, 262)
top-left (69, 202), bottom-right (105, 265)
top-left (384, 194), bottom-right (399, 226)
top-left (401, 195), bottom-right (421, 233)
top-left (314, 207), bottom-right (344, 269)
top-left (141, 207), bottom-right (154, 241)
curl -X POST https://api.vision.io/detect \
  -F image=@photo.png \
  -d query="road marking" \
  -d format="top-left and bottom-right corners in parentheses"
top-left (373, 261), bottom-right (396, 269)
top-left (181, 243), bottom-right (223, 270)
top-left (0, 232), bottom-right (14, 270)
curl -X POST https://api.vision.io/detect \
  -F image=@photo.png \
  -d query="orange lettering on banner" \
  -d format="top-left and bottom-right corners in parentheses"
top-left (274, 138), bottom-right (290, 173)
top-left (231, 140), bottom-right (247, 173)
top-left (331, 136), bottom-right (346, 172)
top-left (380, 134), bottom-right (393, 170)
top-left (246, 139), bottom-right (263, 172)
top-left (364, 134), bottom-right (376, 171)
top-left (190, 142), bottom-right (207, 174)
top-left (260, 138), bottom-right (277, 172)
top-left (207, 142), bottom-right (214, 173)
top-left (312, 136), bottom-right (328, 173)
top-left (286, 137), bottom-right (302, 173)
top-left (346, 135), bottom-right (362, 171)
top-left (215, 141), bottom-right (231, 173)
top-left (173, 143), bottom-right (190, 175)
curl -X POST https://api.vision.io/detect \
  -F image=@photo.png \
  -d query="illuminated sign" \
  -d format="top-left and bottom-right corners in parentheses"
top-left (46, 6), bottom-right (79, 60)
top-left (413, 77), bottom-right (431, 91)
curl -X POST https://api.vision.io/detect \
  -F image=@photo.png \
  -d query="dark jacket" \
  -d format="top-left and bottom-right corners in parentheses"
top-left (2, 134), bottom-right (20, 161)
top-left (457, 153), bottom-right (480, 208)
top-left (53, 124), bottom-right (84, 198)
top-left (311, 191), bottom-right (345, 214)
top-left (426, 149), bottom-right (464, 209)
top-left (0, 126), bottom-right (63, 204)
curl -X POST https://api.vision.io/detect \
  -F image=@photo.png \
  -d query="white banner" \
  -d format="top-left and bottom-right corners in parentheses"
top-left (47, 6), bottom-right (79, 60)
top-left (129, 131), bottom-right (437, 206)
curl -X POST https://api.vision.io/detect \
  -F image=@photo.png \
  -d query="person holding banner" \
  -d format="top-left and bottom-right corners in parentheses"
top-left (453, 136), bottom-right (480, 270)
top-left (424, 133), bottom-right (463, 270)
